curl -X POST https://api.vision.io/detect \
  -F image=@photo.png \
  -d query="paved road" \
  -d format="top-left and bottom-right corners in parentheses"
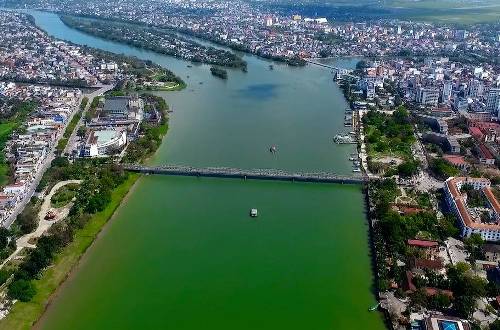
top-left (1, 180), bottom-right (81, 268)
top-left (2, 84), bottom-right (113, 228)
top-left (64, 84), bottom-right (114, 155)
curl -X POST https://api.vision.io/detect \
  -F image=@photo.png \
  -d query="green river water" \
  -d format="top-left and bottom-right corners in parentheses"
top-left (26, 10), bottom-right (386, 330)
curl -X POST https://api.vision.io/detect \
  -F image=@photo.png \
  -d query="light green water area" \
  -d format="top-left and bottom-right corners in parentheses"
top-left (27, 10), bottom-right (386, 330)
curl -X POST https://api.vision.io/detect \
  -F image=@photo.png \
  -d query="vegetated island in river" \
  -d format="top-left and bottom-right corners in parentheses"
top-left (0, 93), bottom-right (170, 329)
top-left (210, 66), bottom-right (228, 79)
top-left (59, 15), bottom-right (247, 70)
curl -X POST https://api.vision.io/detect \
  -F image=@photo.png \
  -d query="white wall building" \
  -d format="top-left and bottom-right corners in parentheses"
top-left (444, 177), bottom-right (500, 241)
top-left (82, 129), bottom-right (127, 158)
top-left (416, 87), bottom-right (439, 106)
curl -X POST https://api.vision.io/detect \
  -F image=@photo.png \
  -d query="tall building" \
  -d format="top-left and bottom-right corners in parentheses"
top-left (416, 87), bottom-right (439, 106)
top-left (454, 97), bottom-right (468, 112)
top-left (455, 29), bottom-right (468, 40)
top-left (468, 79), bottom-right (484, 98)
top-left (397, 25), bottom-right (402, 35)
top-left (486, 88), bottom-right (500, 116)
top-left (441, 80), bottom-right (453, 102)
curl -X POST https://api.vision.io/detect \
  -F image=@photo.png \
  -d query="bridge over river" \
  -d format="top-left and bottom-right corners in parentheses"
top-left (123, 165), bottom-right (368, 185)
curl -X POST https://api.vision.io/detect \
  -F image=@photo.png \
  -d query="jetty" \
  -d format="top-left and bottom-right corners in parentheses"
top-left (123, 164), bottom-right (368, 185)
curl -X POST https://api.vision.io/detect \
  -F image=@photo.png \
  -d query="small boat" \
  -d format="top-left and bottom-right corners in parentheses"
top-left (368, 303), bottom-right (380, 311)
top-left (353, 168), bottom-right (361, 172)
top-left (269, 145), bottom-right (277, 154)
top-left (333, 134), bottom-right (356, 144)
top-left (250, 208), bottom-right (258, 217)
top-left (187, 65), bottom-right (193, 68)
top-left (199, 81), bottom-right (204, 84)
top-left (269, 65), bottom-right (274, 70)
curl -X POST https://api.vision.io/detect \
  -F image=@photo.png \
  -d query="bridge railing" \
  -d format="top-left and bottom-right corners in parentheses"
top-left (123, 164), bottom-right (368, 182)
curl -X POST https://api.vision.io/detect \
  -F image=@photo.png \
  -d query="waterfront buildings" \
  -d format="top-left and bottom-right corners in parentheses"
top-left (100, 96), bottom-right (144, 121)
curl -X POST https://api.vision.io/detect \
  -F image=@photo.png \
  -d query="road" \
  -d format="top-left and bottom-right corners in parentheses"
top-left (358, 110), bottom-right (380, 179)
top-left (2, 84), bottom-right (113, 228)
top-left (1, 180), bottom-right (81, 268)
top-left (412, 130), bottom-right (444, 191)
top-left (64, 84), bottom-right (114, 155)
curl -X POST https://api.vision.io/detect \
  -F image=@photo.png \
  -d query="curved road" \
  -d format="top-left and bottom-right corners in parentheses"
top-left (1, 180), bottom-right (81, 268)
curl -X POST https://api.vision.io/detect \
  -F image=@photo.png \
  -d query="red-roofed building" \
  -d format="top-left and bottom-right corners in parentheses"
top-left (408, 239), bottom-right (439, 248)
top-left (469, 126), bottom-right (484, 141)
top-left (469, 121), bottom-right (500, 142)
top-left (408, 239), bottom-right (439, 258)
top-left (445, 177), bottom-right (500, 241)
top-left (443, 154), bottom-right (470, 171)
top-left (410, 258), bottom-right (444, 272)
top-left (477, 143), bottom-right (495, 165)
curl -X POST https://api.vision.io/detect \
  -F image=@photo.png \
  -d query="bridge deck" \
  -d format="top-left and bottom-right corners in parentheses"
top-left (123, 165), bottom-right (367, 184)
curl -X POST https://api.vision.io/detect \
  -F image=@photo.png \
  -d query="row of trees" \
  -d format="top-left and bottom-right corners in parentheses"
top-left (7, 159), bottom-right (129, 302)
top-left (122, 94), bottom-right (169, 163)
top-left (61, 15), bottom-right (247, 70)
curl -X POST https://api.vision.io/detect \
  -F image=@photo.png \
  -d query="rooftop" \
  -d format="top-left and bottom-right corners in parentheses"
top-left (407, 239), bottom-right (439, 248)
top-left (103, 97), bottom-right (129, 112)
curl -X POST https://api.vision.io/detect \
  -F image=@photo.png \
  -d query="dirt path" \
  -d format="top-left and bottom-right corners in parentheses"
top-left (1, 180), bottom-right (81, 268)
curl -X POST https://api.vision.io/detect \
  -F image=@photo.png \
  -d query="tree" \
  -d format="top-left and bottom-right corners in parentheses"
top-left (464, 233), bottom-right (484, 263)
top-left (398, 160), bottom-right (420, 178)
top-left (410, 288), bottom-right (428, 307)
top-left (428, 292), bottom-right (451, 311)
top-left (0, 227), bottom-right (10, 250)
top-left (7, 279), bottom-right (36, 302)
top-left (454, 295), bottom-right (476, 318)
top-left (77, 126), bottom-right (87, 138)
top-left (16, 202), bottom-right (39, 235)
top-left (429, 158), bottom-right (459, 180)
top-left (490, 319), bottom-right (500, 330)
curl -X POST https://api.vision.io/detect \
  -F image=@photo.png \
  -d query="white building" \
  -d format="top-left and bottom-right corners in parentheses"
top-left (416, 87), bottom-right (439, 106)
top-left (468, 79), bottom-right (484, 98)
top-left (441, 80), bottom-right (453, 102)
top-left (444, 177), bottom-right (500, 241)
top-left (82, 129), bottom-right (127, 158)
top-left (3, 182), bottom-right (26, 195)
top-left (486, 87), bottom-right (500, 116)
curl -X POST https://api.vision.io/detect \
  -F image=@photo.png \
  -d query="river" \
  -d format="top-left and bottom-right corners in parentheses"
top-left (26, 10), bottom-right (386, 330)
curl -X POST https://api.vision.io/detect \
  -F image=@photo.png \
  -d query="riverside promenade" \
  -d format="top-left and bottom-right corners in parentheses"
top-left (123, 165), bottom-right (368, 184)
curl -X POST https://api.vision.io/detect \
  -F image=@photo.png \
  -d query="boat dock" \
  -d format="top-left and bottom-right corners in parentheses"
top-left (123, 165), bottom-right (368, 185)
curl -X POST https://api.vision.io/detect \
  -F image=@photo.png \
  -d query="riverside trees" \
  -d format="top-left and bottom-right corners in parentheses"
top-left (6, 159), bottom-right (129, 302)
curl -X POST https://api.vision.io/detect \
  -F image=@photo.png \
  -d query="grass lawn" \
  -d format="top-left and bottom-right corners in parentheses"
top-left (0, 174), bottom-right (139, 330)
top-left (50, 183), bottom-right (80, 208)
top-left (0, 122), bottom-right (17, 186)
top-left (0, 163), bottom-right (9, 187)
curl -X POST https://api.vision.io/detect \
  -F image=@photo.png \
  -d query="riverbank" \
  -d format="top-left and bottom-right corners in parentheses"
top-left (0, 93), bottom-right (171, 329)
top-left (38, 11), bottom-right (303, 68)
top-left (16, 11), bottom-right (386, 329)
top-left (59, 15), bottom-right (247, 70)
top-left (0, 173), bottom-right (139, 330)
